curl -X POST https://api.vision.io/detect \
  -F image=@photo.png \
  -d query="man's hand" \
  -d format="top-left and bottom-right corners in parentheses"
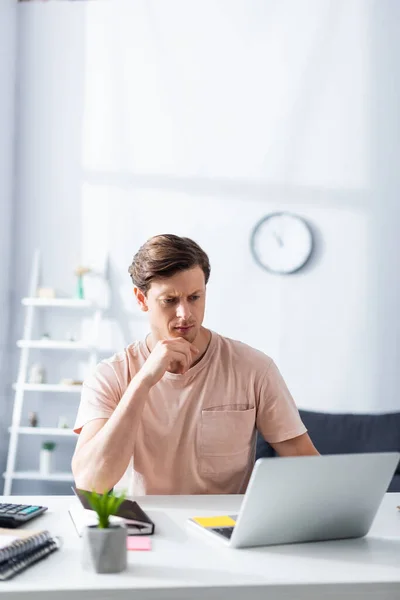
top-left (138, 337), bottom-right (200, 388)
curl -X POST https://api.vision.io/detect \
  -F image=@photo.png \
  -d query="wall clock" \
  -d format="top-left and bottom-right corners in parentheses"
top-left (250, 212), bottom-right (313, 274)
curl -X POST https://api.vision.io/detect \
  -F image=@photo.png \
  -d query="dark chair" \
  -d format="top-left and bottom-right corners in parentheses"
top-left (256, 409), bottom-right (400, 492)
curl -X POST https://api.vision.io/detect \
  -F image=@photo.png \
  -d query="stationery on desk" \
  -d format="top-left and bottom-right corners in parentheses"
top-left (0, 528), bottom-right (61, 581)
top-left (68, 487), bottom-right (155, 537)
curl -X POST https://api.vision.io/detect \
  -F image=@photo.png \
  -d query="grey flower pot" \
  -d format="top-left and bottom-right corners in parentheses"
top-left (82, 524), bottom-right (127, 573)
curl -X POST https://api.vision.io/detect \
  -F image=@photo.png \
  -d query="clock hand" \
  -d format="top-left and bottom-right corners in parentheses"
top-left (273, 231), bottom-right (284, 248)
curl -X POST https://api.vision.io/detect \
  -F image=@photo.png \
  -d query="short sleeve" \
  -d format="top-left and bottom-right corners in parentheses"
top-left (73, 362), bottom-right (121, 434)
top-left (256, 360), bottom-right (307, 444)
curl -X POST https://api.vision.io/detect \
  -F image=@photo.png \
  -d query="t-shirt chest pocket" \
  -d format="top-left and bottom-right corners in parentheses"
top-left (199, 406), bottom-right (256, 474)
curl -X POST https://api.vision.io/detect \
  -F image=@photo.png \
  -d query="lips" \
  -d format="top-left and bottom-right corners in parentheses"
top-left (174, 326), bottom-right (193, 332)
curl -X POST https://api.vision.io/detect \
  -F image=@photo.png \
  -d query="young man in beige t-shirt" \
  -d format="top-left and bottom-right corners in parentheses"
top-left (72, 234), bottom-right (318, 495)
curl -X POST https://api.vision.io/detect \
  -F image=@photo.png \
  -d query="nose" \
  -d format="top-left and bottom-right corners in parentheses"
top-left (176, 301), bottom-right (191, 321)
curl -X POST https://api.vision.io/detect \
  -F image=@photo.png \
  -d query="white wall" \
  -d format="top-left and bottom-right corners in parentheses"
top-left (0, 0), bottom-right (17, 483)
top-left (81, 0), bottom-right (400, 413)
top-left (9, 3), bottom-right (86, 494)
top-left (6, 0), bottom-right (400, 491)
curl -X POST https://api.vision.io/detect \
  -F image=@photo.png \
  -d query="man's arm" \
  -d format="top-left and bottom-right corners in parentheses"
top-left (270, 432), bottom-right (320, 457)
top-left (72, 337), bottom-right (199, 493)
top-left (72, 375), bottom-right (151, 493)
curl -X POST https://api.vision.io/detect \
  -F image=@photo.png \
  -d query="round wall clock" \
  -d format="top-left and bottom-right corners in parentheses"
top-left (250, 212), bottom-right (313, 274)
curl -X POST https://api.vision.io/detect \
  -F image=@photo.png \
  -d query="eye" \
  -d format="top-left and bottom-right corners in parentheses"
top-left (189, 295), bottom-right (200, 301)
top-left (162, 298), bottom-right (176, 305)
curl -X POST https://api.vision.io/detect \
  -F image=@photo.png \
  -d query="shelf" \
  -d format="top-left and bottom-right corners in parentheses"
top-left (3, 471), bottom-right (74, 482)
top-left (22, 298), bottom-right (94, 308)
top-left (12, 383), bottom-right (82, 393)
top-left (8, 427), bottom-right (75, 437)
top-left (17, 340), bottom-right (92, 350)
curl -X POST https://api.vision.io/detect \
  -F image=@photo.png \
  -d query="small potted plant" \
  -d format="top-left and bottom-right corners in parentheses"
top-left (81, 490), bottom-right (127, 574)
top-left (40, 441), bottom-right (56, 474)
top-left (74, 265), bottom-right (91, 299)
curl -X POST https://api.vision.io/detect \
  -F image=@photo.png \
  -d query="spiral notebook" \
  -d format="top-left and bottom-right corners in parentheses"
top-left (0, 528), bottom-right (61, 581)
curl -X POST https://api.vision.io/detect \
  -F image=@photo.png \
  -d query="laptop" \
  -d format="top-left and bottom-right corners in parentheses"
top-left (188, 452), bottom-right (400, 548)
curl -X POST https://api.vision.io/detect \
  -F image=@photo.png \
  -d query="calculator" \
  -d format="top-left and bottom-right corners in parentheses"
top-left (0, 503), bottom-right (48, 528)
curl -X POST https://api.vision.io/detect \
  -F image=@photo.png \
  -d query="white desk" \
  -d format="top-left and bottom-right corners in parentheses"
top-left (1, 493), bottom-right (400, 600)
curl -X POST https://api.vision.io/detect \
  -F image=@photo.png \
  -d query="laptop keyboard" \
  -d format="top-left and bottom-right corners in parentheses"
top-left (212, 527), bottom-right (234, 539)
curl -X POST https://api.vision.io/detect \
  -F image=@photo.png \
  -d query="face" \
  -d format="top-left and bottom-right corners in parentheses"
top-left (134, 266), bottom-right (206, 344)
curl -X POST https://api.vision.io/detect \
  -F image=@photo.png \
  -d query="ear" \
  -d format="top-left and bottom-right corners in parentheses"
top-left (134, 287), bottom-right (148, 312)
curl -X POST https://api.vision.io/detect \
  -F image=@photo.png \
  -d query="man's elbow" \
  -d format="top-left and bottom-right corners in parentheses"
top-left (72, 453), bottom-right (116, 494)
top-left (72, 450), bottom-right (95, 490)
top-left (71, 452), bottom-right (87, 490)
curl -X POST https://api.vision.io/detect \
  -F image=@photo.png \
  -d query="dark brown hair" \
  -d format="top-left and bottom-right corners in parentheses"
top-left (128, 234), bottom-right (211, 294)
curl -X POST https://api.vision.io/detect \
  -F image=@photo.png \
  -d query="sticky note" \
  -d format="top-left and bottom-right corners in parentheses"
top-left (192, 516), bottom-right (236, 528)
top-left (127, 536), bottom-right (152, 551)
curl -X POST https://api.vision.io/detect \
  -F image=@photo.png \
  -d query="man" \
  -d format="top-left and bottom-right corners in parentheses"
top-left (72, 234), bottom-right (318, 495)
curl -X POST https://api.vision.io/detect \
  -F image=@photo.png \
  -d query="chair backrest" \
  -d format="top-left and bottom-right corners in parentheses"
top-left (299, 409), bottom-right (400, 461)
top-left (256, 409), bottom-right (400, 474)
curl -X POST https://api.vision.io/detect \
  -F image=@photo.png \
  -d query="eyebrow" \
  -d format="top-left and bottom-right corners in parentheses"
top-left (159, 289), bottom-right (203, 298)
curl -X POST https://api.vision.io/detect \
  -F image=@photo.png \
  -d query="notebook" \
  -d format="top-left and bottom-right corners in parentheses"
top-left (68, 487), bottom-right (155, 536)
top-left (0, 528), bottom-right (61, 581)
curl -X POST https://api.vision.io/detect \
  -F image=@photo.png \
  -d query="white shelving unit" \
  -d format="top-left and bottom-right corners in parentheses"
top-left (3, 250), bottom-right (104, 495)
top-left (17, 340), bottom-right (92, 350)
top-left (22, 298), bottom-right (94, 308)
top-left (12, 384), bottom-right (82, 393)
top-left (5, 472), bottom-right (75, 483)
top-left (8, 427), bottom-right (75, 437)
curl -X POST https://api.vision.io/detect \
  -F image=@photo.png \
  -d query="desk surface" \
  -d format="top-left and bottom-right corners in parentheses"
top-left (0, 493), bottom-right (400, 600)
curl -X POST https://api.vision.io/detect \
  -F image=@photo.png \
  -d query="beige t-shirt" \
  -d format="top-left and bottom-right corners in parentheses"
top-left (74, 330), bottom-right (306, 495)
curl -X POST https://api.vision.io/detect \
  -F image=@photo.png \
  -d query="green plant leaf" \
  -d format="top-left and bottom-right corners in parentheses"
top-left (82, 489), bottom-right (126, 529)
top-left (42, 440), bottom-right (56, 451)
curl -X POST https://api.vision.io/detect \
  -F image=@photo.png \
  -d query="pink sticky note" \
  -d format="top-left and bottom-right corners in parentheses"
top-left (127, 536), bottom-right (152, 551)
